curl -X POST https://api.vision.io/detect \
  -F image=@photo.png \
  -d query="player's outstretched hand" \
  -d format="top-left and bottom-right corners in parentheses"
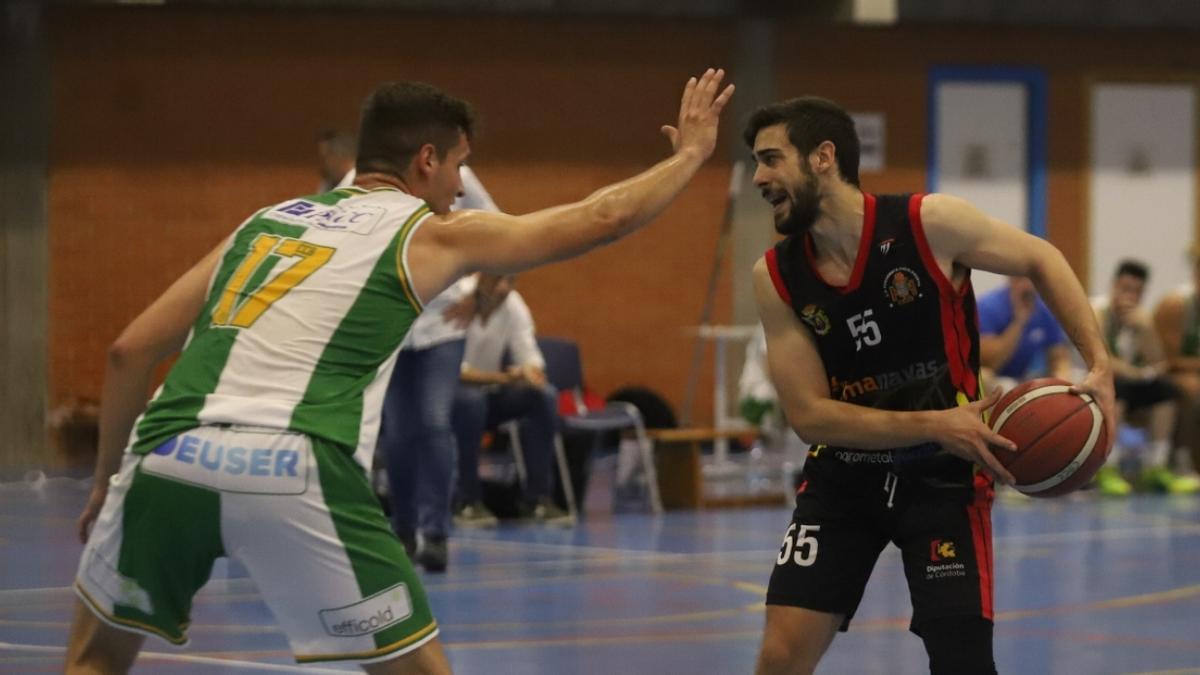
top-left (934, 387), bottom-right (1017, 485)
top-left (1070, 366), bottom-right (1117, 448)
top-left (660, 68), bottom-right (735, 161)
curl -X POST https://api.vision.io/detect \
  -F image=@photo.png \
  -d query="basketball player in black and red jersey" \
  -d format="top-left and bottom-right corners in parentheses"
top-left (747, 98), bottom-right (1116, 675)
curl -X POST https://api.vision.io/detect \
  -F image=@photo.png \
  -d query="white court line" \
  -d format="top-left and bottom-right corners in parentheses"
top-left (0, 577), bottom-right (260, 606)
top-left (5, 522), bottom-right (1198, 602)
top-left (453, 521), bottom-right (1200, 558)
top-left (0, 641), bottom-right (356, 673)
top-left (452, 537), bottom-right (673, 558)
top-left (9, 521), bottom-right (1200, 598)
top-left (994, 523), bottom-right (1200, 544)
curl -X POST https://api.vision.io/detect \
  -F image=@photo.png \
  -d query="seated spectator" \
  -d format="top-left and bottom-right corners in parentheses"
top-left (453, 274), bottom-right (573, 526)
top-left (1093, 260), bottom-right (1199, 495)
top-left (1154, 242), bottom-right (1200, 480)
top-left (977, 277), bottom-right (1072, 386)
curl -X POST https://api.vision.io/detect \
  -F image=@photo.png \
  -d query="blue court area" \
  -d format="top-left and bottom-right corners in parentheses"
top-left (2, 477), bottom-right (1199, 674)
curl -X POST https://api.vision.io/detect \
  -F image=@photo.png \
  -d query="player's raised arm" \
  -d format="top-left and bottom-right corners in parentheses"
top-left (406, 68), bottom-right (734, 301)
top-left (752, 258), bottom-right (1016, 484)
top-left (917, 193), bottom-right (1115, 440)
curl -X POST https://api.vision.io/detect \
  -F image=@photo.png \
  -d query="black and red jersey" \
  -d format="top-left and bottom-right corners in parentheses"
top-left (766, 193), bottom-right (983, 485)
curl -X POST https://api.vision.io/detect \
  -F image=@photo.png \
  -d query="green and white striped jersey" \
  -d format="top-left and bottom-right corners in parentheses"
top-left (131, 186), bottom-right (431, 470)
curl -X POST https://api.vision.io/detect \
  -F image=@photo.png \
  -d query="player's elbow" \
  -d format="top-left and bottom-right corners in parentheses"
top-left (107, 339), bottom-right (136, 369)
top-left (783, 406), bottom-right (824, 446)
top-left (107, 333), bottom-right (154, 370)
top-left (1026, 238), bottom-right (1066, 282)
top-left (586, 190), bottom-right (632, 243)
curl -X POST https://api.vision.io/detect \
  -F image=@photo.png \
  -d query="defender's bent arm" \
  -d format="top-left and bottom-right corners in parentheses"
top-left (78, 241), bottom-right (225, 542)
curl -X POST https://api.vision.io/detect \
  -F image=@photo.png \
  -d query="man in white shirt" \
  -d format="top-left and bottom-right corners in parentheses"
top-left (453, 274), bottom-right (572, 526)
top-left (378, 167), bottom-right (500, 574)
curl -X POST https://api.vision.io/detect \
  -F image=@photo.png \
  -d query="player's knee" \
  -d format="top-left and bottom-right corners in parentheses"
top-left (920, 615), bottom-right (997, 675)
top-left (756, 632), bottom-right (818, 675)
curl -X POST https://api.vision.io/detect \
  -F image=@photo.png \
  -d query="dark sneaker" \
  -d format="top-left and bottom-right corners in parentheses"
top-left (416, 535), bottom-right (448, 573)
top-left (530, 499), bottom-right (575, 527)
top-left (396, 531), bottom-right (417, 558)
top-left (453, 501), bottom-right (499, 528)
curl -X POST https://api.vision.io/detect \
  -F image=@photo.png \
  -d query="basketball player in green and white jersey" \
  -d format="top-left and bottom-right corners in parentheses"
top-left (1154, 242), bottom-right (1200, 480)
top-left (66, 69), bottom-right (734, 674)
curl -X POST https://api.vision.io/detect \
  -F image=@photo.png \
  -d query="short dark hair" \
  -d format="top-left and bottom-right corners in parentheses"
top-left (743, 97), bottom-right (861, 187)
top-left (356, 81), bottom-right (475, 178)
top-left (1115, 259), bottom-right (1150, 282)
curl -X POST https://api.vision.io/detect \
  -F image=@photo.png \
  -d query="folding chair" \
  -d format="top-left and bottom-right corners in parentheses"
top-left (537, 337), bottom-right (664, 515)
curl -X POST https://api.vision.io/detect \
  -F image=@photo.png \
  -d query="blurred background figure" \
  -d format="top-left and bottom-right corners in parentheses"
top-left (738, 323), bottom-right (808, 483)
top-left (1154, 243), bottom-right (1200, 482)
top-left (1093, 259), bottom-right (1199, 495)
top-left (378, 166), bottom-right (503, 574)
top-left (453, 274), bottom-right (573, 529)
top-left (977, 276), bottom-right (1072, 389)
top-left (737, 323), bottom-right (776, 428)
top-left (315, 127), bottom-right (356, 192)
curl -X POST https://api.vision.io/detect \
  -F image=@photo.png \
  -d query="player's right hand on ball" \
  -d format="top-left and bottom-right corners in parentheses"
top-left (934, 387), bottom-right (1017, 485)
top-left (660, 68), bottom-right (735, 161)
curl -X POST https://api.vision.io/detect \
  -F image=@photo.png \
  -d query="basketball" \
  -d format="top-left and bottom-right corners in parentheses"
top-left (988, 378), bottom-right (1110, 497)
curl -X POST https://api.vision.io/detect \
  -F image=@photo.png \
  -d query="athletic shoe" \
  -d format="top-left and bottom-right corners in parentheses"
top-left (396, 531), bottom-right (417, 558)
top-left (1138, 466), bottom-right (1200, 494)
top-left (529, 499), bottom-right (575, 527)
top-left (453, 501), bottom-right (499, 528)
top-left (416, 535), bottom-right (448, 573)
top-left (1095, 465), bottom-right (1132, 496)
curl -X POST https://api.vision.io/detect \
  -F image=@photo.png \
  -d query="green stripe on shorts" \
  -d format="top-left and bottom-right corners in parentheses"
top-left (112, 460), bottom-right (225, 641)
top-left (311, 439), bottom-right (435, 652)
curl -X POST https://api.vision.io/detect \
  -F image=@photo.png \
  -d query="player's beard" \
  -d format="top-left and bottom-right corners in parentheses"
top-left (775, 169), bottom-right (821, 236)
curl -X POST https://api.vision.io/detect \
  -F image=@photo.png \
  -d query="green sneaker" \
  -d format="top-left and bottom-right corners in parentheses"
top-left (1095, 465), bottom-right (1132, 496)
top-left (453, 501), bottom-right (499, 528)
top-left (1138, 466), bottom-right (1200, 494)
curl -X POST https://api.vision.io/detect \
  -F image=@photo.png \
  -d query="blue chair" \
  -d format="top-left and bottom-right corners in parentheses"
top-left (536, 337), bottom-right (663, 515)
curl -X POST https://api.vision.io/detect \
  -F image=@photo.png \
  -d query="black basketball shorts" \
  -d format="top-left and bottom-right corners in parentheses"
top-left (765, 459), bottom-right (994, 634)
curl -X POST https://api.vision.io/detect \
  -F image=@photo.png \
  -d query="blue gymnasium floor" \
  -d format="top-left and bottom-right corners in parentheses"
top-left (2, 476), bottom-right (1200, 674)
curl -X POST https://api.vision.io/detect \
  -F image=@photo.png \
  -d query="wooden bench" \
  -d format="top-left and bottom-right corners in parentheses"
top-left (648, 427), bottom-right (789, 509)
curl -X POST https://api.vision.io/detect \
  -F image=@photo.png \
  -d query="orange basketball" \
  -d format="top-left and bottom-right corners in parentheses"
top-left (988, 377), bottom-right (1110, 498)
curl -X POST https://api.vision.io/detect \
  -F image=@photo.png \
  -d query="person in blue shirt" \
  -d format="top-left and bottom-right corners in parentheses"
top-left (977, 277), bottom-right (1073, 383)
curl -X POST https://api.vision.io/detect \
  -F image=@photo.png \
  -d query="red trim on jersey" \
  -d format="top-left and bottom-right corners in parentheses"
top-left (764, 248), bottom-right (793, 305)
top-left (954, 282), bottom-right (979, 396)
top-left (909, 193), bottom-right (979, 397)
top-left (803, 193), bottom-right (877, 295)
top-left (909, 193), bottom-right (961, 297)
top-left (968, 472), bottom-right (995, 621)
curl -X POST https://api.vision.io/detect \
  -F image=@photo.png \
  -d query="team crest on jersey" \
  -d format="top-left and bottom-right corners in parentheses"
top-left (799, 304), bottom-right (832, 336)
top-left (879, 238), bottom-right (895, 255)
top-left (884, 266), bottom-right (921, 306)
